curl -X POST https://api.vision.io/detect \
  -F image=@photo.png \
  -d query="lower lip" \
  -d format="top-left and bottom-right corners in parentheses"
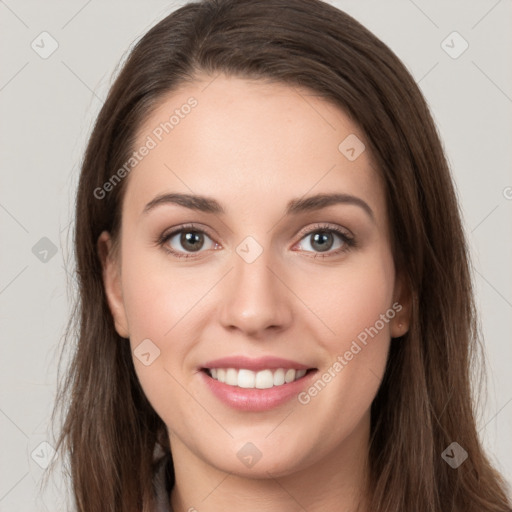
top-left (200, 370), bottom-right (317, 411)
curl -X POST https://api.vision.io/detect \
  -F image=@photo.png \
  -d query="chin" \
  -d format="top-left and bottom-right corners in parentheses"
top-left (201, 438), bottom-right (313, 479)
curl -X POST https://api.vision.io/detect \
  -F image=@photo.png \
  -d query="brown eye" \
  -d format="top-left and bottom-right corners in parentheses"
top-left (295, 224), bottom-right (355, 258)
top-left (179, 231), bottom-right (205, 252)
top-left (160, 225), bottom-right (218, 258)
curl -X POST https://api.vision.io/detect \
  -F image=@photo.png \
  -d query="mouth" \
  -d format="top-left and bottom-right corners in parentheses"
top-left (198, 356), bottom-right (318, 411)
top-left (201, 367), bottom-right (315, 389)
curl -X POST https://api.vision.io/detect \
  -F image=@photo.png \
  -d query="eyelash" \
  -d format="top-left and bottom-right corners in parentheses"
top-left (157, 222), bottom-right (356, 260)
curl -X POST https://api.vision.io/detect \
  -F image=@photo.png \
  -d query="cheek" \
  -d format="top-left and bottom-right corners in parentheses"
top-left (121, 233), bottom-right (396, 371)
top-left (295, 248), bottom-right (395, 410)
top-left (120, 230), bottom-right (395, 401)
top-left (299, 249), bottom-right (396, 350)
top-left (119, 255), bottom-right (206, 428)
top-left (117, 240), bottom-right (199, 399)
top-left (120, 237), bottom-right (205, 343)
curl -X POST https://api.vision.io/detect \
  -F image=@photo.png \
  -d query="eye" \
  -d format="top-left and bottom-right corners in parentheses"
top-left (158, 222), bottom-right (356, 260)
top-left (294, 223), bottom-right (356, 258)
top-left (159, 224), bottom-right (219, 258)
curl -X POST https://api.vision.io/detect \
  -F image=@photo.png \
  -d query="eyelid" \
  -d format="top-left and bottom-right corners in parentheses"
top-left (159, 222), bottom-right (352, 243)
top-left (294, 222), bottom-right (353, 241)
top-left (158, 222), bottom-right (216, 243)
top-left (157, 223), bottom-right (215, 252)
top-left (292, 222), bottom-right (356, 258)
top-left (158, 222), bottom-right (355, 258)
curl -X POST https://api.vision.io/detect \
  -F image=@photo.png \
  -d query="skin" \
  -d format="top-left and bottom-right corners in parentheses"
top-left (98, 74), bottom-right (411, 512)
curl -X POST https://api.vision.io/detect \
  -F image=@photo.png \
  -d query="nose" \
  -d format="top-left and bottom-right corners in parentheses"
top-left (219, 245), bottom-right (293, 338)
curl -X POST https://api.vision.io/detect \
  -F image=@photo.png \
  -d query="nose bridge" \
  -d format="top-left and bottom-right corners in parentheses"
top-left (219, 234), bottom-right (292, 335)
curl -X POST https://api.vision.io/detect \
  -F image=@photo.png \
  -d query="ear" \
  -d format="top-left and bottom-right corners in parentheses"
top-left (389, 269), bottom-right (412, 339)
top-left (97, 231), bottom-right (130, 338)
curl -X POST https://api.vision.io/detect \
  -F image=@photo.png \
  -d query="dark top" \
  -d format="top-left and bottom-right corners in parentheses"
top-left (152, 452), bottom-right (173, 512)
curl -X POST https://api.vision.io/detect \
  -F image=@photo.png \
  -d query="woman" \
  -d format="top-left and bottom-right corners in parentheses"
top-left (48, 0), bottom-right (512, 510)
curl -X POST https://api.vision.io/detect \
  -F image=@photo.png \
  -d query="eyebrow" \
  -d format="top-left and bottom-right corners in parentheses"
top-left (142, 192), bottom-right (375, 221)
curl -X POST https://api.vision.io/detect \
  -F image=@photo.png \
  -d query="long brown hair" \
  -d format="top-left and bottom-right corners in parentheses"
top-left (48, 0), bottom-right (512, 510)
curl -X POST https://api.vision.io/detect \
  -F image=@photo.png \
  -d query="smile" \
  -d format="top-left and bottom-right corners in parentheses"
top-left (205, 367), bottom-right (309, 389)
top-left (199, 356), bottom-right (318, 411)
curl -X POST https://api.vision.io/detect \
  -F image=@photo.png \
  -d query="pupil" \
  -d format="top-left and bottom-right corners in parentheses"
top-left (181, 231), bottom-right (203, 251)
top-left (178, 230), bottom-right (334, 253)
top-left (312, 231), bottom-right (332, 252)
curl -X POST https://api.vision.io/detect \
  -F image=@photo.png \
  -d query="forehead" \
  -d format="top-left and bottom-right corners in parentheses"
top-left (123, 74), bottom-right (386, 224)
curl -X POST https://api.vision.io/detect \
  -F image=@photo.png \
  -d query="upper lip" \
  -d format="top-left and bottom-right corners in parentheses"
top-left (201, 356), bottom-right (314, 372)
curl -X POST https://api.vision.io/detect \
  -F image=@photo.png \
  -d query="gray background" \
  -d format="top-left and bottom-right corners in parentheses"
top-left (1, 0), bottom-right (511, 509)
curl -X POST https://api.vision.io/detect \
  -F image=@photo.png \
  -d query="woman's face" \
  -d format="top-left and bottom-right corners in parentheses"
top-left (100, 74), bottom-right (410, 479)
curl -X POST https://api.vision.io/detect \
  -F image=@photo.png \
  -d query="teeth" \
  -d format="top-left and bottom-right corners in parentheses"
top-left (207, 367), bottom-right (309, 388)
top-left (255, 369), bottom-right (273, 389)
top-left (238, 369), bottom-right (255, 388)
top-left (285, 369), bottom-right (296, 383)
top-left (273, 368), bottom-right (285, 386)
top-left (226, 368), bottom-right (238, 386)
